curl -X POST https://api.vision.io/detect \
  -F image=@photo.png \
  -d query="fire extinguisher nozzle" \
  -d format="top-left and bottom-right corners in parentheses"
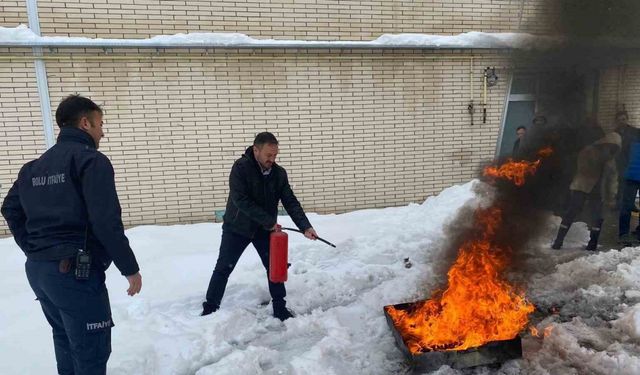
top-left (320, 238), bottom-right (337, 248)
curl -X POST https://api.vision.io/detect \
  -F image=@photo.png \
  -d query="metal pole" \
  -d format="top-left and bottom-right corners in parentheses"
top-left (0, 39), bottom-right (513, 49)
top-left (26, 0), bottom-right (55, 149)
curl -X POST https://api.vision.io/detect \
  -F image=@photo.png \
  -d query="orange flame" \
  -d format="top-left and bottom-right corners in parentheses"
top-left (529, 325), bottom-right (554, 338)
top-left (386, 207), bottom-right (534, 353)
top-left (483, 147), bottom-right (553, 186)
top-left (483, 160), bottom-right (541, 186)
top-left (530, 326), bottom-right (539, 336)
top-left (537, 147), bottom-right (553, 158)
top-left (385, 148), bottom-right (553, 354)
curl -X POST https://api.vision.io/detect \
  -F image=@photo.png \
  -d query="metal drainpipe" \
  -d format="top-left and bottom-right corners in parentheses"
top-left (26, 0), bottom-right (55, 149)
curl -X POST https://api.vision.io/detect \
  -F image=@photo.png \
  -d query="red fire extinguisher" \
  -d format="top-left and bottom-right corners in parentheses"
top-left (269, 224), bottom-right (288, 283)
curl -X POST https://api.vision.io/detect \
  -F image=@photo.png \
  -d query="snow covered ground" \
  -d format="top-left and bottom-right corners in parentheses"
top-left (2, 180), bottom-right (640, 374)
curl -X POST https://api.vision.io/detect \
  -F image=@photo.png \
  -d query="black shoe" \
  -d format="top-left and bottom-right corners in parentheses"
top-left (585, 229), bottom-right (600, 251)
top-left (273, 306), bottom-right (294, 321)
top-left (551, 226), bottom-right (569, 250)
top-left (618, 234), bottom-right (639, 247)
top-left (201, 301), bottom-right (218, 316)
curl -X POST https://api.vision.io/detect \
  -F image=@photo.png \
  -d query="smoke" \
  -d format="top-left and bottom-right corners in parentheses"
top-left (557, 0), bottom-right (640, 39)
top-left (431, 1), bottom-right (640, 287)
top-left (503, 0), bottom-right (640, 266)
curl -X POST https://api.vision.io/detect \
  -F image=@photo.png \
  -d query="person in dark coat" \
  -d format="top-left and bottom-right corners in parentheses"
top-left (615, 111), bottom-right (635, 174)
top-left (552, 132), bottom-right (621, 250)
top-left (1, 95), bottom-right (142, 375)
top-left (512, 125), bottom-right (527, 157)
top-left (202, 132), bottom-right (318, 320)
top-left (616, 111), bottom-right (640, 246)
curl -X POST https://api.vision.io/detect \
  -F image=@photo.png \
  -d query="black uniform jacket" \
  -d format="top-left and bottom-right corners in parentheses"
top-left (1, 127), bottom-right (139, 276)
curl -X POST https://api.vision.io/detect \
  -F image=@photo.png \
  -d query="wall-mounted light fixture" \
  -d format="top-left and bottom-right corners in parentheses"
top-left (483, 67), bottom-right (498, 123)
top-left (485, 67), bottom-right (498, 87)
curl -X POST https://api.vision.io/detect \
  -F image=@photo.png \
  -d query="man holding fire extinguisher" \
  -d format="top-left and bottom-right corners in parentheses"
top-left (202, 132), bottom-right (318, 320)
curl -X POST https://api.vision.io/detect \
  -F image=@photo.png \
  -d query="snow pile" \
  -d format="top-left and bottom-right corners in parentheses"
top-left (0, 24), bottom-right (38, 41)
top-left (614, 303), bottom-right (640, 341)
top-left (0, 24), bottom-right (559, 49)
top-left (372, 31), bottom-right (555, 49)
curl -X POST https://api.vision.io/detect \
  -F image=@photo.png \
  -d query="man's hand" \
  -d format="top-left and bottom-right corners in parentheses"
top-left (304, 227), bottom-right (318, 240)
top-left (126, 272), bottom-right (142, 296)
top-left (269, 224), bottom-right (278, 231)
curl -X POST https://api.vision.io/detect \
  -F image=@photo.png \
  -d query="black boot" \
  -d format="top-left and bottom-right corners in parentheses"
top-left (201, 301), bottom-right (219, 316)
top-left (273, 300), bottom-right (294, 321)
top-left (585, 229), bottom-right (600, 251)
top-left (552, 225), bottom-right (570, 250)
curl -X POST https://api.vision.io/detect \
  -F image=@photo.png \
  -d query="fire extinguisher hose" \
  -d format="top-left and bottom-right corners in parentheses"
top-left (280, 227), bottom-right (337, 248)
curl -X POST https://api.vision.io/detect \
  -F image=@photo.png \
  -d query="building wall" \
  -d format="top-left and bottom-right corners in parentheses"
top-left (0, 48), bottom-right (510, 234)
top-left (0, 0), bottom-right (560, 236)
top-left (0, 1), bottom-right (27, 26)
top-left (0, 51), bottom-right (48, 237)
top-left (27, 0), bottom-right (557, 39)
top-left (597, 62), bottom-right (640, 132)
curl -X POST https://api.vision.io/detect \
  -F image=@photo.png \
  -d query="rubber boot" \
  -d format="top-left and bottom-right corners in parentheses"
top-left (552, 224), bottom-right (570, 250)
top-left (201, 301), bottom-right (219, 316)
top-left (273, 300), bottom-right (294, 321)
top-left (585, 229), bottom-right (600, 251)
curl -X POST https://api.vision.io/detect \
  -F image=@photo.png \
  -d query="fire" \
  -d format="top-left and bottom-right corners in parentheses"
top-left (530, 325), bottom-right (554, 338)
top-left (483, 160), bottom-right (541, 186)
top-left (386, 206), bottom-right (534, 353)
top-left (385, 148), bottom-right (553, 354)
top-left (483, 147), bottom-right (553, 186)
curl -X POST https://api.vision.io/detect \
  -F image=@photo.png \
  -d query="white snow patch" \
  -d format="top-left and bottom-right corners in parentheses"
top-left (0, 24), bottom-right (560, 49)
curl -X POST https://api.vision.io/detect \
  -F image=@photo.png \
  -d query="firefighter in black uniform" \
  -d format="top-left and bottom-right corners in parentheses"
top-left (1, 95), bottom-right (142, 375)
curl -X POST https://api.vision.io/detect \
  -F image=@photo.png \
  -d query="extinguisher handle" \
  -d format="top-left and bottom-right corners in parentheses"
top-left (280, 227), bottom-right (337, 248)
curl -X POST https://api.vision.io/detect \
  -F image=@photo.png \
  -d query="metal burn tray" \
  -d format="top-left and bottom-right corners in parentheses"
top-left (384, 302), bottom-right (522, 372)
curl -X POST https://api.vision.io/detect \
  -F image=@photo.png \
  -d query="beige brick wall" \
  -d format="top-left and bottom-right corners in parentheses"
top-left (0, 1), bottom-right (27, 27)
top-left (597, 62), bottom-right (640, 131)
top-left (0, 0), bottom-right (560, 236)
top-left (0, 48), bottom-right (510, 235)
top-left (597, 67), bottom-right (622, 131)
top-left (519, 0), bottom-right (560, 35)
top-left (31, 0), bottom-right (556, 39)
top-left (0, 51), bottom-right (49, 236)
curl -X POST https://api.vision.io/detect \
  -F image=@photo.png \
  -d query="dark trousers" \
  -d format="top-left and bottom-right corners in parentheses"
top-left (619, 179), bottom-right (640, 236)
top-left (205, 229), bottom-right (286, 308)
top-left (25, 259), bottom-right (112, 375)
top-left (560, 191), bottom-right (603, 230)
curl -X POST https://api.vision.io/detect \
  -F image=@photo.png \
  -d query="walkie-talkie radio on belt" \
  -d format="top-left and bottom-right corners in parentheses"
top-left (75, 249), bottom-right (91, 280)
top-left (75, 227), bottom-right (91, 280)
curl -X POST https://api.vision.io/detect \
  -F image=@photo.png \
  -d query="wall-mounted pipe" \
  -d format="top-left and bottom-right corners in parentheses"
top-left (26, 0), bottom-right (55, 149)
top-left (0, 40), bottom-right (512, 50)
top-left (0, 53), bottom-right (479, 61)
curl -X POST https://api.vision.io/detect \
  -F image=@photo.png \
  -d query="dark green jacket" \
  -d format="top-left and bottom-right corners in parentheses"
top-left (222, 147), bottom-right (311, 238)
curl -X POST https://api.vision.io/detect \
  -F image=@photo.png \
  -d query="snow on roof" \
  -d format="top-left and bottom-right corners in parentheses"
top-left (0, 24), bottom-right (559, 49)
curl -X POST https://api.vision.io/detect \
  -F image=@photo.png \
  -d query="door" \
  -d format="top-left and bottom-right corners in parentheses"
top-left (498, 75), bottom-right (537, 158)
